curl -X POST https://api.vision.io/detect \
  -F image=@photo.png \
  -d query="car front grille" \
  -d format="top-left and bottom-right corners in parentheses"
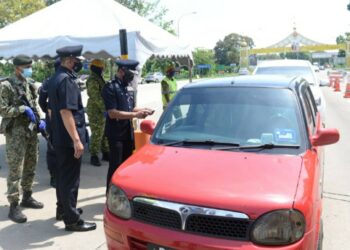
top-left (132, 198), bottom-right (251, 240)
top-left (133, 201), bottom-right (182, 230)
top-left (186, 214), bottom-right (251, 240)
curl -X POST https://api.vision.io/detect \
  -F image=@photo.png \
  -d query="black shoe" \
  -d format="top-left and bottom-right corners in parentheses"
top-left (90, 155), bottom-right (101, 167)
top-left (56, 207), bottom-right (83, 221)
top-left (65, 219), bottom-right (96, 232)
top-left (50, 176), bottom-right (56, 188)
top-left (102, 152), bottom-right (110, 161)
top-left (20, 192), bottom-right (44, 209)
top-left (9, 202), bottom-right (27, 223)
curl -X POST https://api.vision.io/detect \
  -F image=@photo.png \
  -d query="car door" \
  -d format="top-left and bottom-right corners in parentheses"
top-left (299, 83), bottom-right (324, 200)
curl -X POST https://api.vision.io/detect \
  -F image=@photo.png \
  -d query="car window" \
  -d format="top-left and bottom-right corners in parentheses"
top-left (255, 66), bottom-right (316, 84)
top-left (300, 86), bottom-right (316, 134)
top-left (154, 87), bottom-right (304, 153)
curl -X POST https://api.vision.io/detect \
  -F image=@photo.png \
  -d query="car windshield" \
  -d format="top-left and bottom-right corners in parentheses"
top-left (255, 66), bottom-right (315, 84)
top-left (153, 86), bottom-right (303, 154)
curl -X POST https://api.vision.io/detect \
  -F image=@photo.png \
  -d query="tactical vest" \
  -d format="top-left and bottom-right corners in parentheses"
top-left (162, 77), bottom-right (177, 107)
top-left (0, 76), bottom-right (37, 134)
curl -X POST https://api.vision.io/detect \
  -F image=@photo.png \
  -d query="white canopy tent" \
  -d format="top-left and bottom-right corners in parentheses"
top-left (0, 0), bottom-right (193, 66)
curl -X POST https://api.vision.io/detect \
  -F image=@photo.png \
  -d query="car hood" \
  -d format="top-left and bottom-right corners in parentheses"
top-left (113, 144), bottom-right (303, 218)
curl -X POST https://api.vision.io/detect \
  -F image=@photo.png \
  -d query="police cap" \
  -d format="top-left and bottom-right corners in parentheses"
top-left (56, 45), bottom-right (83, 58)
top-left (13, 55), bottom-right (32, 66)
top-left (116, 59), bottom-right (139, 71)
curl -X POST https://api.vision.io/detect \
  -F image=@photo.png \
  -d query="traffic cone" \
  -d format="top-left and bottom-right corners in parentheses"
top-left (334, 77), bottom-right (341, 92)
top-left (344, 83), bottom-right (350, 98)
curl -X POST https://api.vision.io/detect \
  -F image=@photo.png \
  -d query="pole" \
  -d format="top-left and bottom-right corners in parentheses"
top-left (119, 29), bottom-right (128, 59)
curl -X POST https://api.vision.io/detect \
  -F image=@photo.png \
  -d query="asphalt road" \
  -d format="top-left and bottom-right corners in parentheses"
top-left (319, 70), bottom-right (350, 250)
top-left (0, 75), bottom-right (349, 250)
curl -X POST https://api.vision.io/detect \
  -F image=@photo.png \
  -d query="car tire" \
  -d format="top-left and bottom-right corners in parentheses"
top-left (317, 219), bottom-right (323, 250)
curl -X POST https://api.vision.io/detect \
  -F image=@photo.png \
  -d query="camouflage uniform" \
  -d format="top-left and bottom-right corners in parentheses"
top-left (0, 75), bottom-right (39, 204)
top-left (86, 71), bottom-right (109, 155)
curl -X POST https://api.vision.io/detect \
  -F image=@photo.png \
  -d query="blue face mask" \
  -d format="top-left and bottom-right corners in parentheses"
top-left (22, 68), bottom-right (33, 78)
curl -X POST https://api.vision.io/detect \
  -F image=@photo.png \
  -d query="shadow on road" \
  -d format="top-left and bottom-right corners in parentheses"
top-left (0, 218), bottom-right (72, 250)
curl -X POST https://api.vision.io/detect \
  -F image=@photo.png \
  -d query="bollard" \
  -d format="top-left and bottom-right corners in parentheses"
top-left (134, 130), bottom-right (150, 152)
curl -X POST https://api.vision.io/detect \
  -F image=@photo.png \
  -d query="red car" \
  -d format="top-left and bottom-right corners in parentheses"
top-left (104, 75), bottom-right (339, 250)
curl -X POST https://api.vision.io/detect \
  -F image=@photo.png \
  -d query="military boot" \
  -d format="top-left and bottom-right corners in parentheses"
top-left (102, 151), bottom-right (110, 162)
top-left (8, 202), bottom-right (27, 223)
top-left (90, 155), bottom-right (101, 167)
top-left (20, 191), bottom-right (44, 209)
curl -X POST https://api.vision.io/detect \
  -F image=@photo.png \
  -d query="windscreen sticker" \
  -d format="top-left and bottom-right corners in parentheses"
top-left (274, 128), bottom-right (297, 144)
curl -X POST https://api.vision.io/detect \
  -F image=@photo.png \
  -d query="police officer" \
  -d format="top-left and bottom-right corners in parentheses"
top-left (102, 59), bottom-right (154, 192)
top-left (161, 64), bottom-right (178, 110)
top-left (48, 45), bottom-right (96, 232)
top-left (86, 59), bottom-right (109, 166)
top-left (38, 59), bottom-right (60, 187)
top-left (0, 55), bottom-right (45, 223)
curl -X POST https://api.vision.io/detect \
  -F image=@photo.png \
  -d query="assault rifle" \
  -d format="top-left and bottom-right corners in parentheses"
top-left (16, 85), bottom-right (54, 150)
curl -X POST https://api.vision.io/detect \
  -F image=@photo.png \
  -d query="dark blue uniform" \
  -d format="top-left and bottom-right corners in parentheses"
top-left (48, 66), bottom-right (86, 225)
top-left (38, 78), bottom-right (56, 186)
top-left (102, 78), bottom-right (135, 191)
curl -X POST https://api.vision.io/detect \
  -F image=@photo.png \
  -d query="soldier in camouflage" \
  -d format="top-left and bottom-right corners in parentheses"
top-left (0, 55), bottom-right (45, 223)
top-left (86, 59), bottom-right (109, 166)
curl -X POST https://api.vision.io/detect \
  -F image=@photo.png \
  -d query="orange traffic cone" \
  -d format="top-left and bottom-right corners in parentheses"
top-left (334, 77), bottom-right (341, 92)
top-left (344, 83), bottom-right (350, 98)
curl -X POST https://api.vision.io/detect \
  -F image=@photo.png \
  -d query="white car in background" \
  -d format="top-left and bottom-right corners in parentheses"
top-left (253, 59), bottom-right (327, 125)
top-left (144, 72), bottom-right (164, 83)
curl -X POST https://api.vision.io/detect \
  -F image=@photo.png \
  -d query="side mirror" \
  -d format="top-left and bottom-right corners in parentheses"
top-left (311, 128), bottom-right (339, 147)
top-left (319, 79), bottom-right (329, 87)
top-left (141, 120), bottom-right (156, 135)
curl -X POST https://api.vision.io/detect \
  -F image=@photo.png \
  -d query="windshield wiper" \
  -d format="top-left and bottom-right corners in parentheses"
top-left (239, 143), bottom-right (300, 150)
top-left (216, 143), bottom-right (300, 151)
top-left (160, 139), bottom-right (240, 147)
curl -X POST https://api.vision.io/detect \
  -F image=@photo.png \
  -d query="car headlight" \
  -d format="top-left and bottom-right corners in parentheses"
top-left (107, 185), bottom-right (132, 219)
top-left (251, 209), bottom-right (305, 246)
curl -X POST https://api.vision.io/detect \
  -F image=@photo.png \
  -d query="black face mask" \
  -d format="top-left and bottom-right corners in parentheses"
top-left (73, 61), bottom-right (83, 73)
top-left (122, 70), bottom-right (134, 86)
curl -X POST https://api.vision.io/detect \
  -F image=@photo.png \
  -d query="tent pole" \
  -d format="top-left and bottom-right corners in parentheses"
top-left (188, 57), bottom-right (192, 83)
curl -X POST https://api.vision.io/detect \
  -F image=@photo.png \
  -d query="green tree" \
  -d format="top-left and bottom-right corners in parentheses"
top-left (336, 34), bottom-right (346, 57)
top-left (193, 48), bottom-right (215, 65)
top-left (192, 48), bottom-right (216, 76)
top-left (0, 0), bottom-right (46, 28)
top-left (115, 0), bottom-right (175, 34)
top-left (214, 33), bottom-right (255, 66)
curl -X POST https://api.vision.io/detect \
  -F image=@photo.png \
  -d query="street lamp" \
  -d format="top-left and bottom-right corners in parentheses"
top-left (177, 11), bottom-right (196, 38)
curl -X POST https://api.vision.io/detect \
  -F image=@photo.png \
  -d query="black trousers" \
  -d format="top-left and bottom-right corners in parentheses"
top-left (55, 146), bottom-right (81, 225)
top-left (46, 143), bottom-right (56, 178)
top-left (107, 140), bottom-right (133, 193)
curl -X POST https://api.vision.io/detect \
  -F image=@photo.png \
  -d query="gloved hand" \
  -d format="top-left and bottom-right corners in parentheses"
top-left (24, 106), bottom-right (36, 123)
top-left (39, 120), bottom-right (46, 131)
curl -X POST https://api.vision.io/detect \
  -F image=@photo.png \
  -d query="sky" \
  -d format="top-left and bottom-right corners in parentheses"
top-left (160, 0), bottom-right (350, 49)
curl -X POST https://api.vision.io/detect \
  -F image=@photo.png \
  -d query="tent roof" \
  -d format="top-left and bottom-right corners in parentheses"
top-left (0, 0), bottom-right (192, 64)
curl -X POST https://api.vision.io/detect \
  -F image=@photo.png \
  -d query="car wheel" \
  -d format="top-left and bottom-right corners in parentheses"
top-left (317, 219), bottom-right (323, 250)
